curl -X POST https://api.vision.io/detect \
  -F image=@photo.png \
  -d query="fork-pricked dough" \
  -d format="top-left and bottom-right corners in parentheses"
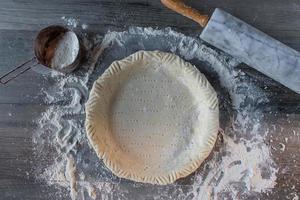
top-left (85, 51), bottom-right (219, 185)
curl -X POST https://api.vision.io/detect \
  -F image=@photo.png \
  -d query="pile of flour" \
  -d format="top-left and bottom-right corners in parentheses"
top-left (51, 31), bottom-right (79, 70)
top-left (33, 27), bottom-right (280, 200)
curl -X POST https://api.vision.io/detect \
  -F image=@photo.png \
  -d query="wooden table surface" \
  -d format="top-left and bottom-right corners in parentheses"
top-left (0, 0), bottom-right (299, 199)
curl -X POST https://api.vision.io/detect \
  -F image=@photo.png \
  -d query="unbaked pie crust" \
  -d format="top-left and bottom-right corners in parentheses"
top-left (85, 51), bottom-right (219, 185)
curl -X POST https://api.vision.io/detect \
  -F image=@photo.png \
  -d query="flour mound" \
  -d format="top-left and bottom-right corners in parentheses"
top-left (51, 31), bottom-right (79, 69)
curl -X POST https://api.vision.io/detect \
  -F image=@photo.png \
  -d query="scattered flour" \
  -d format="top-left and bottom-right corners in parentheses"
top-left (66, 154), bottom-right (78, 199)
top-left (292, 193), bottom-right (299, 200)
top-left (279, 142), bottom-right (286, 152)
top-left (61, 16), bottom-right (78, 28)
top-left (81, 23), bottom-right (88, 30)
top-left (51, 31), bottom-right (79, 70)
top-left (61, 16), bottom-right (88, 30)
top-left (33, 27), bottom-right (283, 200)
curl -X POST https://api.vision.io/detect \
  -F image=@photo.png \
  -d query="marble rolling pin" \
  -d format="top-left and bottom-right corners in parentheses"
top-left (161, 0), bottom-right (300, 94)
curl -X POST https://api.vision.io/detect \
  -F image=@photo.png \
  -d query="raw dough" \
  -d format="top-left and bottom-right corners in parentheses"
top-left (85, 51), bottom-right (219, 185)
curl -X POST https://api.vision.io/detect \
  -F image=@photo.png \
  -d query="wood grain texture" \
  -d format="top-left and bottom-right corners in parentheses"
top-left (0, 0), bottom-right (299, 199)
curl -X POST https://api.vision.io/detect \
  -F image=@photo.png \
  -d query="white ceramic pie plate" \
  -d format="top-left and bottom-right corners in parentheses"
top-left (85, 51), bottom-right (219, 185)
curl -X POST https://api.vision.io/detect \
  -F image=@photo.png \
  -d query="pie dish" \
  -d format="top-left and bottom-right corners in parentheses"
top-left (85, 51), bottom-right (219, 185)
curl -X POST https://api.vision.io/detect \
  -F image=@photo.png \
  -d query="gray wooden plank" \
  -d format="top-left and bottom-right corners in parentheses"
top-left (0, 104), bottom-right (46, 124)
top-left (0, 0), bottom-right (299, 199)
top-left (0, 73), bottom-right (49, 104)
top-left (0, 0), bottom-right (298, 50)
top-left (0, 29), bottom-right (51, 104)
top-left (0, 29), bottom-right (36, 82)
top-left (0, 179), bottom-right (68, 200)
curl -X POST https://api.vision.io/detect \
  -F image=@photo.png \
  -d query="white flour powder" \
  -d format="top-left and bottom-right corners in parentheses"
top-left (51, 31), bottom-right (79, 70)
top-left (61, 16), bottom-right (78, 28)
top-left (33, 27), bottom-right (283, 200)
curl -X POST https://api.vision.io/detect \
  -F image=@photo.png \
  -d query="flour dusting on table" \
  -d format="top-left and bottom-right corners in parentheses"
top-left (61, 16), bottom-right (78, 28)
top-left (33, 27), bottom-right (280, 199)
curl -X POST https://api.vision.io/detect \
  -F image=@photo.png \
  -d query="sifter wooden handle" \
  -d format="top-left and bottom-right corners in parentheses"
top-left (161, 0), bottom-right (209, 27)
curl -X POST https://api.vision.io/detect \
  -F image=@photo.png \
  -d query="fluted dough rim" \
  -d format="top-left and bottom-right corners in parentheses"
top-left (85, 50), bottom-right (219, 185)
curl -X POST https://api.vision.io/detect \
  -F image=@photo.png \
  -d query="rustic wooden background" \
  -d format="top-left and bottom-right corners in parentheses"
top-left (0, 0), bottom-right (299, 199)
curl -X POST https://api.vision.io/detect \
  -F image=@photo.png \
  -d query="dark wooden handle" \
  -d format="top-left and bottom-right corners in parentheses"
top-left (161, 0), bottom-right (209, 27)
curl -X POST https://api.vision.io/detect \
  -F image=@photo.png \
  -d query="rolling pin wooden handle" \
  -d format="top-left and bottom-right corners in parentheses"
top-left (161, 0), bottom-right (209, 27)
